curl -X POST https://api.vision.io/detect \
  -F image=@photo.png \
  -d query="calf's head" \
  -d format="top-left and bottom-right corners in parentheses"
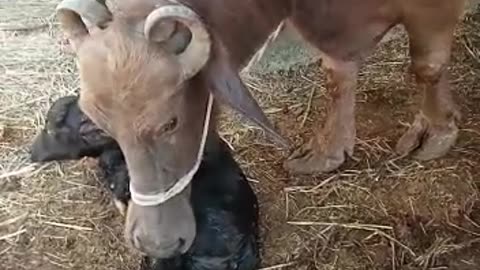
top-left (55, 0), bottom-right (286, 258)
top-left (30, 95), bottom-right (114, 162)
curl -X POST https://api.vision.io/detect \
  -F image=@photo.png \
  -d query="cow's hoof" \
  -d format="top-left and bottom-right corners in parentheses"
top-left (283, 139), bottom-right (346, 174)
top-left (396, 113), bottom-right (458, 161)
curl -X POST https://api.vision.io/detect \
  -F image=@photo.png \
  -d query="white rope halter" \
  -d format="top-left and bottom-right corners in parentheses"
top-left (129, 93), bottom-right (214, 206)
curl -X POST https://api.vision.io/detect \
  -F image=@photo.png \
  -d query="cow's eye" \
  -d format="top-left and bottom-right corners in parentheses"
top-left (157, 117), bottom-right (178, 135)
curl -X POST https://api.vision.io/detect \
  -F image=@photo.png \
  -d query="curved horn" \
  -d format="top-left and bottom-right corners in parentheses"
top-left (56, 0), bottom-right (112, 51)
top-left (144, 4), bottom-right (211, 80)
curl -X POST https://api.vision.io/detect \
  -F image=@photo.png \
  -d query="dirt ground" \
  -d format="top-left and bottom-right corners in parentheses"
top-left (1, 2), bottom-right (480, 270)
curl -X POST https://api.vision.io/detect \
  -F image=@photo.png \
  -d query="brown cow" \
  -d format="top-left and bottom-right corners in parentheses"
top-left (54, 0), bottom-right (466, 259)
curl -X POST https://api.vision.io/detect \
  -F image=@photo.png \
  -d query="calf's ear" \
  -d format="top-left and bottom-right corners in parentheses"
top-left (204, 41), bottom-right (289, 148)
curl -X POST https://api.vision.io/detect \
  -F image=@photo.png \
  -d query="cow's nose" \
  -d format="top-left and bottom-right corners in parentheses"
top-left (131, 229), bottom-right (185, 258)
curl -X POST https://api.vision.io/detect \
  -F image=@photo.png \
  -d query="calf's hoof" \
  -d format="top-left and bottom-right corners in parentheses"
top-left (113, 198), bottom-right (127, 217)
top-left (283, 139), bottom-right (347, 174)
top-left (396, 113), bottom-right (458, 161)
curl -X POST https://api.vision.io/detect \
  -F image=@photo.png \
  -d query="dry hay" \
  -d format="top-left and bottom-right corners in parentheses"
top-left (1, 2), bottom-right (480, 270)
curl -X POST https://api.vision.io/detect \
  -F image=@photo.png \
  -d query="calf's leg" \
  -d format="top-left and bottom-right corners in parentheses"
top-left (284, 57), bottom-right (358, 174)
top-left (396, 2), bottom-right (465, 160)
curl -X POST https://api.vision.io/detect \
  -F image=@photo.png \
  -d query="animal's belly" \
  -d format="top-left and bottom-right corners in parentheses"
top-left (290, 0), bottom-right (399, 59)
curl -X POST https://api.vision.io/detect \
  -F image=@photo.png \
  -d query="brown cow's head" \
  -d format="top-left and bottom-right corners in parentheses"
top-left (55, 0), bottom-right (286, 258)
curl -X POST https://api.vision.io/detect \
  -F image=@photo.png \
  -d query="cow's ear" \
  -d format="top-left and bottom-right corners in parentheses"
top-left (204, 41), bottom-right (288, 148)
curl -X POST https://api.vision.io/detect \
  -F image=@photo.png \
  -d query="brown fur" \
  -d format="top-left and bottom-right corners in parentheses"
top-left (59, 0), bottom-right (467, 259)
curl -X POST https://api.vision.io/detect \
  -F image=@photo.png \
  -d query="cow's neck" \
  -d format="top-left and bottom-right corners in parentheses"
top-left (182, 0), bottom-right (291, 69)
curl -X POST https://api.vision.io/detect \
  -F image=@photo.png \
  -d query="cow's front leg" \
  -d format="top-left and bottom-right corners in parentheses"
top-left (395, 22), bottom-right (460, 160)
top-left (284, 58), bottom-right (358, 174)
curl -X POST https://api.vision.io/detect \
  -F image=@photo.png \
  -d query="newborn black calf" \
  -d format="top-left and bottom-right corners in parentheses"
top-left (30, 95), bottom-right (260, 270)
top-left (31, 96), bottom-right (128, 214)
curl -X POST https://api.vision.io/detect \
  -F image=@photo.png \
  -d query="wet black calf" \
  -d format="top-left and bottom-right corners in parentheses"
top-left (30, 95), bottom-right (260, 270)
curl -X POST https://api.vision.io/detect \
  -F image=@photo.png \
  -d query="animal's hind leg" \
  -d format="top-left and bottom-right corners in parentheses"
top-left (284, 57), bottom-right (358, 174)
top-left (396, 3), bottom-right (464, 160)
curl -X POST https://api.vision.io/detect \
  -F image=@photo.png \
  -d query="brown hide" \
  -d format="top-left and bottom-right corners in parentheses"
top-left (183, 0), bottom-right (291, 68)
top-left (184, 0), bottom-right (395, 64)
